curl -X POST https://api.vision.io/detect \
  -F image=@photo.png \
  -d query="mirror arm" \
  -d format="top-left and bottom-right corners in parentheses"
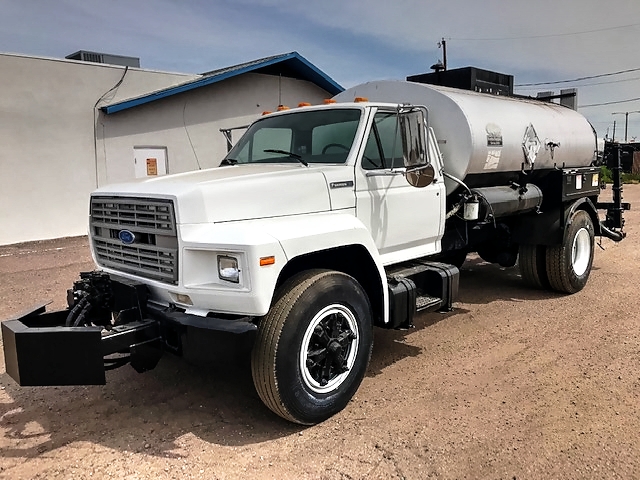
top-left (364, 165), bottom-right (435, 178)
top-left (405, 164), bottom-right (432, 174)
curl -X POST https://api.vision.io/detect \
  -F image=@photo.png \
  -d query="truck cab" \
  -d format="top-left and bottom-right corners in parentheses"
top-left (224, 102), bottom-right (446, 262)
top-left (89, 101), bottom-right (448, 327)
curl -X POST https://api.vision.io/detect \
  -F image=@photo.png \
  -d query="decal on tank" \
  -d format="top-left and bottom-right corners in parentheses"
top-left (486, 123), bottom-right (503, 147)
top-left (483, 150), bottom-right (501, 170)
top-left (522, 123), bottom-right (541, 164)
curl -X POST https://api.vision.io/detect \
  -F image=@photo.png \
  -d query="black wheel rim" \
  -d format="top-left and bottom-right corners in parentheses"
top-left (299, 304), bottom-right (359, 393)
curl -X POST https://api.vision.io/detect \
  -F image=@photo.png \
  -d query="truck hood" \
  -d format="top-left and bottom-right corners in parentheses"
top-left (92, 164), bottom-right (333, 224)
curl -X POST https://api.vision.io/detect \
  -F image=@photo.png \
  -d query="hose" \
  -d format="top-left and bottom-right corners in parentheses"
top-left (72, 302), bottom-right (93, 327)
top-left (599, 223), bottom-right (625, 242)
top-left (104, 356), bottom-right (131, 370)
top-left (443, 172), bottom-right (472, 195)
top-left (445, 202), bottom-right (462, 219)
top-left (65, 294), bottom-right (89, 327)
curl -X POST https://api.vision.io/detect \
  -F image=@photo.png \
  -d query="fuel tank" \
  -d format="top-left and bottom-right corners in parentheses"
top-left (336, 81), bottom-right (597, 195)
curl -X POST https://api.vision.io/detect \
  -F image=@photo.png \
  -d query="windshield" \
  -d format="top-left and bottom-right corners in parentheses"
top-left (224, 108), bottom-right (362, 165)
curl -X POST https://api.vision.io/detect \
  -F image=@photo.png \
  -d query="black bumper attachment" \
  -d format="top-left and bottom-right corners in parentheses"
top-left (1, 273), bottom-right (258, 387)
top-left (2, 304), bottom-right (161, 386)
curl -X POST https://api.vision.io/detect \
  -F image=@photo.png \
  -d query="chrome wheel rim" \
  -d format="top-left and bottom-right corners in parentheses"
top-left (572, 227), bottom-right (591, 276)
top-left (299, 304), bottom-right (359, 394)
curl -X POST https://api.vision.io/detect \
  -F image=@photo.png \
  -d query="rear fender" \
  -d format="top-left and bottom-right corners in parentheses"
top-left (565, 197), bottom-right (600, 236)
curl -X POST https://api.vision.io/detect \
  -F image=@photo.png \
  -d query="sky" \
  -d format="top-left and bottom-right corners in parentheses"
top-left (1, 0), bottom-right (640, 140)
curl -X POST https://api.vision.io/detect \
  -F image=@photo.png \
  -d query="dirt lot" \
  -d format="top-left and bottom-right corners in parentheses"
top-left (1, 186), bottom-right (639, 479)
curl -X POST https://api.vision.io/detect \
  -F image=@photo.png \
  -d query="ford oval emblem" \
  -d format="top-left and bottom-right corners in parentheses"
top-left (118, 230), bottom-right (136, 245)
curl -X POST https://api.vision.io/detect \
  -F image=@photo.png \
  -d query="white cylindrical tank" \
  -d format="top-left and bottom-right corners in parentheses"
top-left (336, 81), bottom-right (597, 195)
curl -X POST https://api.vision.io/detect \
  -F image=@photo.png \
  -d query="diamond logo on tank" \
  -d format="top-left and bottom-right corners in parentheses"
top-left (118, 230), bottom-right (136, 245)
top-left (522, 123), bottom-right (542, 165)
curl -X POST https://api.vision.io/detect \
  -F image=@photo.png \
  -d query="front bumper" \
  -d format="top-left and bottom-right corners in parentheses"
top-left (2, 275), bottom-right (257, 387)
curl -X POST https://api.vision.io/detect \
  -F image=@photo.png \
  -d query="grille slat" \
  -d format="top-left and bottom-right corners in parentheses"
top-left (91, 199), bottom-right (176, 234)
top-left (94, 245), bottom-right (175, 265)
top-left (90, 197), bottom-right (178, 284)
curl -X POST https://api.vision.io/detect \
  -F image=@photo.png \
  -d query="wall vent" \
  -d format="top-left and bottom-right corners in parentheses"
top-left (65, 50), bottom-right (140, 68)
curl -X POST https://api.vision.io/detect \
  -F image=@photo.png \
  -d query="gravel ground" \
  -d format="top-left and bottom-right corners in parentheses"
top-left (1, 186), bottom-right (639, 479)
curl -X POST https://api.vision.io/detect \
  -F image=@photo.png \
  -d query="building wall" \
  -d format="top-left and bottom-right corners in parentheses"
top-left (0, 54), bottom-right (333, 246)
top-left (0, 53), bottom-right (196, 246)
top-left (97, 73), bottom-right (331, 185)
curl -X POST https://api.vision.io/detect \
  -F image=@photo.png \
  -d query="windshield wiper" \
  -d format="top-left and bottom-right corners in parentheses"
top-left (263, 149), bottom-right (308, 167)
top-left (220, 158), bottom-right (238, 166)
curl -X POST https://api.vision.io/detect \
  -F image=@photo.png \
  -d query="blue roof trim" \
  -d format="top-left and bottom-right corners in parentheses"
top-left (102, 52), bottom-right (344, 114)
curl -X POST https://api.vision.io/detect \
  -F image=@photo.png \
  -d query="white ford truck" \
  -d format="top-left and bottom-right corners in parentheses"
top-left (2, 80), bottom-right (628, 424)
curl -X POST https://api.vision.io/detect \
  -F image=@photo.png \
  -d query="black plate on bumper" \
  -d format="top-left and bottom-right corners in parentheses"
top-left (2, 305), bottom-right (105, 385)
top-left (2, 304), bottom-right (160, 386)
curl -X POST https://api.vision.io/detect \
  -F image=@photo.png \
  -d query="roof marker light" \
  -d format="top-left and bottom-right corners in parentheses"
top-left (354, 97), bottom-right (369, 103)
top-left (324, 99), bottom-right (337, 104)
top-left (262, 111), bottom-right (272, 115)
top-left (277, 105), bottom-right (290, 111)
top-left (298, 102), bottom-right (312, 107)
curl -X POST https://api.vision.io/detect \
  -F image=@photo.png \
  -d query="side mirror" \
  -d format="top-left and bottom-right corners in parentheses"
top-left (399, 108), bottom-right (433, 188)
top-left (405, 163), bottom-right (435, 188)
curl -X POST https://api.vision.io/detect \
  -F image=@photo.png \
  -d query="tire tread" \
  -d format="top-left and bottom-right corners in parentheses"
top-left (545, 210), bottom-right (594, 294)
top-left (251, 269), bottom-right (334, 423)
top-left (519, 244), bottom-right (544, 288)
top-left (546, 243), bottom-right (570, 292)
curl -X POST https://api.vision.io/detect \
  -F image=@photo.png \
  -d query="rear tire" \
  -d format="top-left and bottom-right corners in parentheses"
top-left (519, 244), bottom-right (549, 289)
top-left (251, 270), bottom-right (373, 424)
top-left (545, 210), bottom-right (594, 294)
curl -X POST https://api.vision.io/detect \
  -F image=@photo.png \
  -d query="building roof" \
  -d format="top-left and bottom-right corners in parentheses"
top-left (102, 51), bottom-right (343, 114)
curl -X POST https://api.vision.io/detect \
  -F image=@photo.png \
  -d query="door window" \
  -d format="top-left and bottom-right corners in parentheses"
top-left (362, 112), bottom-right (404, 170)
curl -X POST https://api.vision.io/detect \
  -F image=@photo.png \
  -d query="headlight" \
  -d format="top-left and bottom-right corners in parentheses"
top-left (218, 255), bottom-right (240, 283)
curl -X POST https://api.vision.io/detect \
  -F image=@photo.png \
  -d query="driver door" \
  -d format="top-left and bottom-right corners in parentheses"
top-left (355, 109), bottom-right (445, 265)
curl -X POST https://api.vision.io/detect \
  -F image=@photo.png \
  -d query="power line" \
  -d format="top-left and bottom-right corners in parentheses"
top-left (590, 120), bottom-right (640, 124)
top-left (516, 66), bottom-right (640, 87)
top-left (516, 74), bottom-right (640, 90)
top-left (450, 22), bottom-right (640, 41)
top-left (579, 97), bottom-right (640, 108)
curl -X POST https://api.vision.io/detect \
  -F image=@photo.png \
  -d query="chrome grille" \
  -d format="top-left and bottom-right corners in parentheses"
top-left (90, 197), bottom-right (178, 284)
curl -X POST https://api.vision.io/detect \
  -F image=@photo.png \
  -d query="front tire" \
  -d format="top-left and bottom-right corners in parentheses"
top-left (545, 210), bottom-right (595, 294)
top-left (251, 270), bottom-right (373, 424)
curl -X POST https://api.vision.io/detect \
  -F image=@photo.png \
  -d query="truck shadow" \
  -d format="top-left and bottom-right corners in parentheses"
top-left (0, 258), bottom-right (590, 458)
top-left (0, 358), bottom-right (299, 459)
top-left (367, 308), bottom-right (462, 377)
top-left (457, 255), bottom-right (571, 304)
top-left (366, 254), bottom-right (590, 376)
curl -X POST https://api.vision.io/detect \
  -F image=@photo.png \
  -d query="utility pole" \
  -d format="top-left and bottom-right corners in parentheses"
top-left (612, 111), bottom-right (640, 142)
top-left (438, 38), bottom-right (447, 71)
top-left (613, 120), bottom-right (616, 142)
